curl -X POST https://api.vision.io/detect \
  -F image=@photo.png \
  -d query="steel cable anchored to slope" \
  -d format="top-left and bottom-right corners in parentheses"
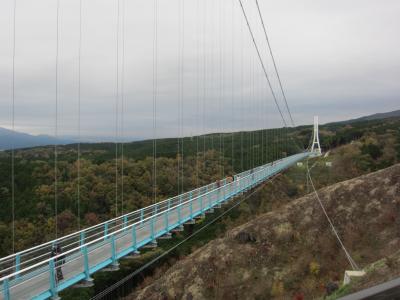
top-left (306, 158), bottom-right (359, 271)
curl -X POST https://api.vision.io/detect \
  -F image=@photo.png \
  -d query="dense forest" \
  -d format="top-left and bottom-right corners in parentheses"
top-left (0, 117), bottom-right (399, 256)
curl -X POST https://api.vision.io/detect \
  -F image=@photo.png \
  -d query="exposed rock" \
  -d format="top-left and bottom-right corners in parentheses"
top-left (234, 231), bottom-right (257, 244)
top-left (127, 164), bottom-right (400, 300)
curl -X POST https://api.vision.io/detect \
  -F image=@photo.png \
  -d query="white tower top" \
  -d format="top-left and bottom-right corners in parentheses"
top-left (311, 116), bottom-right (322, 155)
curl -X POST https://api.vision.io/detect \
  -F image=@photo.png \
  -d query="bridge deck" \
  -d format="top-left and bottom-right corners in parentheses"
top-left (0, 152), bottom-right (310, 300)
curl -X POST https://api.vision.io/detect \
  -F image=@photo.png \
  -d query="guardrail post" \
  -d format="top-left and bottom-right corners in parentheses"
top-left (189, 191), bottom-right (193, 219)
top-left (200, 193), bottom-right (203, 213)
top-left (132, 224), bottom-right (137, 251)
top-left (208, 188), bottom-right (211, 209)
top-left (178, 195), bottom-right (182, 224)
top-left (165, 207), bottom-right (169, 231)
top-left (223, 179), bottom-right (227, 201)
top-left (110, 235), bottom-right (119, 268)
top-left (80, 232), bottom-right (85, 247)
top-left (83, 246), bottom-right (93, 284)
top-left (123, 215), bottom-right (128, 231)
top-left (150, 217), bottom-right (155, 241)
top-left (15, 253), bottom-right (20, 279)
top-left (104, 222), bottom-right (108, 241)
top-left (3, 278), bottom-right (10, 300)
top-left (49, 259), bottom-right (58, 299)
top-left (140, 209), bottom-right (144, 224)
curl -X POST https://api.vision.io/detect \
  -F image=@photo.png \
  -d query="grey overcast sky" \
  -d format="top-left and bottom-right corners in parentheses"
top-left (0, 0), bottom-right (399, 140)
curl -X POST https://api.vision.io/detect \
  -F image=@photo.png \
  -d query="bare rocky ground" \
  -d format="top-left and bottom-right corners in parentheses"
top-left (127, 163), bottom-right (400, 300)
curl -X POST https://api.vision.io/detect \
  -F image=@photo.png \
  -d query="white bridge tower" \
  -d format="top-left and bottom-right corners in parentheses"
top-left (311, 115), bottom-right (322, 155)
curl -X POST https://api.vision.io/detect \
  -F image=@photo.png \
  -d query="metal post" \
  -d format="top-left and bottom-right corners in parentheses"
top-left (208, 189), bottom-right (211, 209)
top-left (110, 235), bottom-right (118, 267)
top-left (123, 215), bottom-right (128, 231)
top-left (3, 278), bottom-right (10, 300)
top-left (178, 195), bottom-right (182, 224)
top-left (15, 254), bottom-right (20, 279)
top-left (104, 222), bottom-right (108, 241)
top-left (131, 224), bottom-right (139, 254)
top-left (189, 192), bottom-right (193, 219)
top-left (49, 259), bottom-right (58, 299)
top-left (80, 232), bottom-right (85, 247)
top-left (165, 208), bottom-right (169, 231)
top-left (150, 217), bottom-right (155, 241)
top-left (140, 209), bottom-right (144, 223)
top-left (83, 246), bottom-right (93, 282)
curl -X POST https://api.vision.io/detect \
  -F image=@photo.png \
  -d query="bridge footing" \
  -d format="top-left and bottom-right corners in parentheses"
top-left (172, 225), bottom-right (184, 232)
top-left (195, 213), bottom-right (205, 220)
top-left (73, 278), bottom-right (94, 288)
top-left (158, 233), bottom-right (172, 239)
top-left (143, 241), bottom-right (158, 249)
top-left (102, 263), bottom-right (120, 272)
top-left (125, 250), bottom-right (141, 258)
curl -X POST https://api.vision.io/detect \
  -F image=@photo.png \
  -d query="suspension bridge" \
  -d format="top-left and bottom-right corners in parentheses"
top-left (0, 151), bottom-right (319, 300)
top-left (0, 0), bottom-right (328, 298)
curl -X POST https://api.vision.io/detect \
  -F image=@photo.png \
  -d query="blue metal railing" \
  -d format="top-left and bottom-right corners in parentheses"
top-left (0, 152), bottom-right (311, 300)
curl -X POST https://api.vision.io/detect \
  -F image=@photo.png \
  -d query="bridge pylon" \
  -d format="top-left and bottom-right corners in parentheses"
top-left (311, 116), bottom-right (322, 156)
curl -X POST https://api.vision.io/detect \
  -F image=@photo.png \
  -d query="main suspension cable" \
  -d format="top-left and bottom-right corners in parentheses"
top-left (254, 0), bottom-right (295, 127)
top-left (237, 0), bottom-right (287, 128)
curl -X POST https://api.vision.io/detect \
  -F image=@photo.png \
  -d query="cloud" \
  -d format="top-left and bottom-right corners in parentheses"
top-left (0, 0), bottom-right (399, 139)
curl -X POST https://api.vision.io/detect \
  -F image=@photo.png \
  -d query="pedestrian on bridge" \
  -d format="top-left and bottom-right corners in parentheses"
top-left (51, 244), bottom-right (66, 283)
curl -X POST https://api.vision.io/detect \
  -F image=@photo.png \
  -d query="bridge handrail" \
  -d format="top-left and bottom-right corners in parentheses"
top-left (0, 156), bottom-right (288, 282)
top-left (0, 154), bottom-right (281, 273)
top-left (0, 174), bottom-right (224, 265)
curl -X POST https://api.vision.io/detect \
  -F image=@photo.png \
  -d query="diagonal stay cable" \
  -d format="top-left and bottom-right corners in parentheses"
top-left (254, 0), bottom-right (295, 127)
top-left (90, 175), bottom-right (280, 300)
top-left (237, 0), bottom-right (287, 128)
top-left (306, 158), bottom-right (359, 270)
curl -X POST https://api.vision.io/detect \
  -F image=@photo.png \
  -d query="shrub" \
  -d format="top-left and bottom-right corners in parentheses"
top-left (309, 261), bottom-right (320, 276)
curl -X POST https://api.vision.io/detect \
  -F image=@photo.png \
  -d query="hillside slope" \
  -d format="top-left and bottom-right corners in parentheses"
top-left (129, 164), bottom-right (400, 300)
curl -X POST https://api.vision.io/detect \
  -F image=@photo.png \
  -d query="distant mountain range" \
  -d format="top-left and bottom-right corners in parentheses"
top-left (337, 109), bottom-right (400, 124)
top-left (0, 127), bottom-right (73, 151)
top-left (0, 109), bottom-right (399, 150)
